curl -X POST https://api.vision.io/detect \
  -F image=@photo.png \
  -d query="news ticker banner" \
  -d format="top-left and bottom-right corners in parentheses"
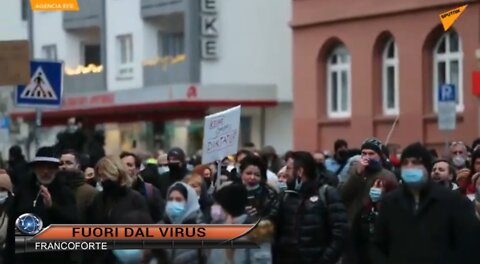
top-left (15, 224), bottom-right (258, 253)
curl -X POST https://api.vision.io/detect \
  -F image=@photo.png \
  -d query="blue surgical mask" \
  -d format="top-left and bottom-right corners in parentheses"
top-left (278, 181), bottom-right (287, 192)
top-left (246, 184), bottom-right (260, 191)
top-left (166, 201), bottom-right (186, 223)
top-left (113, 249), bottom-right (143, 264)
top-left (401, 168), bottom-right (425, 185)
top-left (369, 187), bottom-right (382, 203)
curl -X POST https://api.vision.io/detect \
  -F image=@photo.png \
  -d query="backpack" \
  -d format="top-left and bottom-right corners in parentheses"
top-left (145, 182), bottom-right (154, 202)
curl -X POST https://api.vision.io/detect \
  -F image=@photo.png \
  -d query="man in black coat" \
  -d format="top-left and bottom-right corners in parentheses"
top-left (120, 152), bottom-right (164, 222)
top-left (6, 146), bottom-right (79, 264)
top-left (373, 142), bottom-right (477, 264)
top-left (158, 148), bottom-right (190, 199)
top-left (275, 151), bottom-right (348, 264)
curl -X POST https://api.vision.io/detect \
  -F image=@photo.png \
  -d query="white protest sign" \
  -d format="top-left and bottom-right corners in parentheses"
top-left (201, 105), bottom-right (241, 164)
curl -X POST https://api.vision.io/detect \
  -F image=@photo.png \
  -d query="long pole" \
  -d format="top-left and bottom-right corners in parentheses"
top-left (385, 115), bottom-right (400, 145)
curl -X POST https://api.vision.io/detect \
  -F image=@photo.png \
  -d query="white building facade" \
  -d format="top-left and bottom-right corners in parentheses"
top-left (12, 0), bottom-right (293, 157)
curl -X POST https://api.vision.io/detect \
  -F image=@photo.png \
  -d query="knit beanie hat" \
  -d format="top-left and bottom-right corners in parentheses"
top-left (361, 138), bottom-right (384, 156)
top-left (0, 171), bottom-right (13, 193)
top-left (214, 183), bottom-right (247, 217)
top-left (400, 142), bottom-right (433, 173)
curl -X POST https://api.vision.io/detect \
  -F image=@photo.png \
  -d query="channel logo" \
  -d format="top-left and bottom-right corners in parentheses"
top-left (439, 5), bottom-right (468, 31)
top-left (15, 213), bottom-right (43, 235)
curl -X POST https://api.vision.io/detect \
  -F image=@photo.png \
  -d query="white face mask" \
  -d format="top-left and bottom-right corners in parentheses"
top-left (0, 192), bottom-right (9, 204)
top-left (452, 156), bottom-right (466, 168)
top-left (467, 193), bottom-right (475, 201)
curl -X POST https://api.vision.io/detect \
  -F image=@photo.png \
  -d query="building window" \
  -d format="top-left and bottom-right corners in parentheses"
top-left (42, 45), bottom-right (57, 61)
top-left (382, 38), bottom-right (399, 115)
top-left (21, 0), bottom-right (28, 21)
top-left (158, 32), bottom-right (185, 57)
top-left (327, 45), bottom-right (351, 118)
top-left (116, 34), bottom-right (134, 79)
top-left (433, 30), bottom-right (463, 112)
top-left (83, 44), bottom-right (101, 66)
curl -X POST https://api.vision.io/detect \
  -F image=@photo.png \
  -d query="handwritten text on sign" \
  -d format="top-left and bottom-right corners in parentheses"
top-left (202, 106), bottom-right (241, 164)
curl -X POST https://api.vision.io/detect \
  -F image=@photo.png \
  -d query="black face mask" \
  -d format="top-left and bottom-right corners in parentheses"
top-left (365, 159), bottom-right (382, 173)
top-left (336, 149), bottom-right (348, 161)
top-left (316, 162), bottom-right (326, 171)
top-left (101, 179), bottom-right (121, 194)
top-left (168, 163), bottom-right (184, 179)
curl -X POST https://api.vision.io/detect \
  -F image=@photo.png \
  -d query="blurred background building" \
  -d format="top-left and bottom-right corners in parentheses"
top-left (292, 0), bottom-right (479, 153)
top-left (4, 0), bottom-right (293, 158)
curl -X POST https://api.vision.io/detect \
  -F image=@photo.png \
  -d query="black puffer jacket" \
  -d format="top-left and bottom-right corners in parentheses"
top-left (246, 183), bottom-right (279, 221)
top-left (275, 180), bottom-right (348, 264)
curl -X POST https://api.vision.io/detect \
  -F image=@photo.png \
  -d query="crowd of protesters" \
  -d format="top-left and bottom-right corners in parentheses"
top-left (0, 129), bottom-right (479, 263)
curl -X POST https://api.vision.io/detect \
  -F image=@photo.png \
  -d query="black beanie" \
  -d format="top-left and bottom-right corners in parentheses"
top-left (400, 142), bottom-right (433, 173)
top-left (168, 147), bottom-right (186, 163)
top-left (214, 183), bottom-right (247, 217)
top-left (169, 183), bottom-right (188, 200)
top-left (361, 138), bottom-right (384, 156)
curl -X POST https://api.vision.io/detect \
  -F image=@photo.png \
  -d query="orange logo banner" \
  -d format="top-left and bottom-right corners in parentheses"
top-left (439, 5), bottom-right (467, 31)
top-left (30, 0), bottom-right (79, 11)
top-left (33, 225), bottom-right (255, 240)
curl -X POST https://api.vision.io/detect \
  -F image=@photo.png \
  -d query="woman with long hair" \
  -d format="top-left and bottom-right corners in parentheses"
top-left (86, 156), bottom-right (149, 264)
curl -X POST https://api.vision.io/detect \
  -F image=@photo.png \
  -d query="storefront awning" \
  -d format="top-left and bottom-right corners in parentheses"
top-left (10, 84), bottom-right (277, 126)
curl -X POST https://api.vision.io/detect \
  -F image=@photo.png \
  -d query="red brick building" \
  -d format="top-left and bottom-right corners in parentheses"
top-left (292, 0), bottom-right (480, 152)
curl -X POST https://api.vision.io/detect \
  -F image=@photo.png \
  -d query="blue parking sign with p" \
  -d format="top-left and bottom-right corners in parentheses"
top-left (438, 84), bottom-right (456, 102)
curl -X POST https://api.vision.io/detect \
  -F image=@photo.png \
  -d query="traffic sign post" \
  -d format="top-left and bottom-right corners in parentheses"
top-left (15, 61), bottom-right (63, 150)
top-left (15, 61), bottom-right (63, 109)
top-left (437, 84), bottom-right (457, 156)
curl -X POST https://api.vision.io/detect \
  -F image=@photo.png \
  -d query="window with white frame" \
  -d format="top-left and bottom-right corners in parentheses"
top-left (158, 32), bottom-right (185, 57)
top-left (116, 34), bottom-right (134, 79)
top-left (42, 45), bottom-right (57, 61)
top-left (433, 30), bottom-right (463, 112)
top-left (327, 45), bottom-right (351, 118)
top-left (382, 38), bottom-right (399, 115)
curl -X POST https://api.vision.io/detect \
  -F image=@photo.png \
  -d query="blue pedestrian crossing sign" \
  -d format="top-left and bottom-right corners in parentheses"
top-left (15, 61), bottom-right (63, 108)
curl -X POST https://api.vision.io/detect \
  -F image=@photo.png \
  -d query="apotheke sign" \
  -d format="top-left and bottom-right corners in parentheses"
top-left (201, 0), bottom-right (219, 60)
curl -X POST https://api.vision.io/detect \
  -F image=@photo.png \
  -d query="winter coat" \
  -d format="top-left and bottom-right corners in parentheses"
top-left (275, 180), bottom-right (348, 264)
top-left (62, 170), bottom-right (97, 222)
top-left (373, 182), bottom-right (478, 264)
top-left (7, 172), bottom-right (79, 264)
top-left (351, 202), bottom-right (380, 264)
top-left (7, 159), bottom-right (28, 187)
top-left (158, 167), bottom-right (190, 199)
top-left (87, 187), bottom-right (149, 224)
top-left (85, 187), bottom-right (149, 264)
top-left (132, 177), bottom-right (164, 222)
top-left (340, 165), bottom-right (398, 224)
top-left (246, 183), bottom-right (279, 221)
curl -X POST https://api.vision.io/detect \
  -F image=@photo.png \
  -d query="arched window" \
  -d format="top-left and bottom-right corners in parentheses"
top-left (433, 30), bottom-right (463, 112)
top-left (382, 38), bottom-right (399, 115)
top-left (327, 45), bottom-right (351, 118)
